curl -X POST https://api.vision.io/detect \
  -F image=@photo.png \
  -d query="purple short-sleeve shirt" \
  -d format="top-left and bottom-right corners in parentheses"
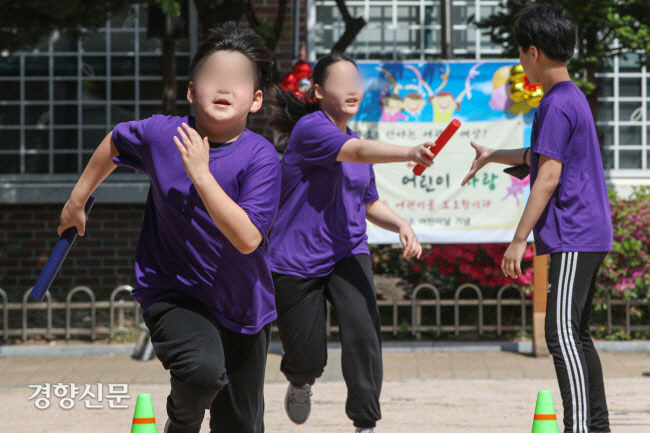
top-left (530, 81), bottom-right (613, 255)
top-left (269, 110), bottom-right (379, 278)
top-left (111, 114), bottom-right (281, 334)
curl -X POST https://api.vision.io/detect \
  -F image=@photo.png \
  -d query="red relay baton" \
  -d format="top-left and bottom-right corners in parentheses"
top-left (413, 119), bottom-right (461, 175)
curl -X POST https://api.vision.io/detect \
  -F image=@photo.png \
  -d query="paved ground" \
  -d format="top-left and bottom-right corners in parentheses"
top-left (1, 350), bottom-right (649, 432)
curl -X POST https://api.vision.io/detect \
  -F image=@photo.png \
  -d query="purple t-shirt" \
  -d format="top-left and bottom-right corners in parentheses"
top-left (530, 81), bottom-right (613, 255)
top-left (269, 110), bottom-right (379, 278)
top-left (111, 114), bottom-right (281, 334)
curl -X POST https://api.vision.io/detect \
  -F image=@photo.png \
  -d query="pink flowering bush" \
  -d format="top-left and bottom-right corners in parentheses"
top-left (371, 187), bottom-right (649, 338)
top-left (595, 187), bottom-right (650, 316)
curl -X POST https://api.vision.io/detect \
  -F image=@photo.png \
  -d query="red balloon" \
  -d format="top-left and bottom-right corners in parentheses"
top-left (522, 76), bottom-right (541, 91)
top-left (292, 60), bottom-right (312, 79)
top-left (281, 72), bottom-right (297, 92)
top-left (281, 61), bottom-right (313, 97)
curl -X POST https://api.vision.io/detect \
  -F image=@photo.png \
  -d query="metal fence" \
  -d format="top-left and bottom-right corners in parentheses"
top-left (0, 285), bottom-right (139, 342)
top-left (0, 283), bottom-right (648, 342)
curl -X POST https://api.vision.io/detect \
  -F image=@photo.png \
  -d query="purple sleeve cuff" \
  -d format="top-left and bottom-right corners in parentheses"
top-left (111, 119), bottom-right (149, 173)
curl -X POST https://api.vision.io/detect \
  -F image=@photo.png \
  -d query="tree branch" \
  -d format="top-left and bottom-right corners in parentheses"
top-left (193, 0), bottom-right (245, 38)
top-left (335, 0), bottom-right (353, 23)
top-left (331, 0), bottom-right (366, 53)
top-left (274, 0), bottom-right (288, 45)
top-left (244, 0), bottom-right (261, 29)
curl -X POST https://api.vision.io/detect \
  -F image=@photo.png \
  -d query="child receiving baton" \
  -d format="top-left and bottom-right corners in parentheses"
top-left (463, 5), bottom-right (613, 433)
top-left (57, 23), bottom-right (280, 433)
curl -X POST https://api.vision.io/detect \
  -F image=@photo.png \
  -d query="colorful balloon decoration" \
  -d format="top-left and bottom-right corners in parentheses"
top-left (509, 64), bottom-right (543, 108)
top-left (494, 64), bottom-right (543, 115)
top-left (489, 64), bottom-right (543, 114)
top-left (280, 60), bottom-right (313, 96)
top-left (509, 64), bottom-right (526, 83)
top-left (523, 76), bottom-right (543, 108)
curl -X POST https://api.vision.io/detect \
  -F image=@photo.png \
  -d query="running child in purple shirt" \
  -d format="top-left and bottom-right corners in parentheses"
top-left (462, 6), bottom-right (613, 433)
top-left (57, 23), bottom-right (280, 433)
top-left (266, 53), bottom-right (437, 433)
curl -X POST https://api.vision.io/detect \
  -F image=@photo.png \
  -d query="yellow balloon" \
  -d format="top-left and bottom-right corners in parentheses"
top-left (526, 88), bottom-right (544, 107)
top-left (509, 64), bottom-right (525, 83)
top-left (507, 100), bottom-right (533, 115)
top-left (509, 81), bottom-right (526, 103)
top-left (492, 66), bottom-right (511, 89)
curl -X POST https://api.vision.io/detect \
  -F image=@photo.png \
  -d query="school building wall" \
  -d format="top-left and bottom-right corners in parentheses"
top-left (0, 0), bottom-right (306, 297)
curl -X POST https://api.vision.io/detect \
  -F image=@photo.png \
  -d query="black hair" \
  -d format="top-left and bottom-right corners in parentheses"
top-left (380, 92), bottom-right (402, 106)
top-left (514, 4), bottom-right (576, 62)
top-left (189, 22), bottom-right (273, 92)
top-left (266, 52), bottom-right (358, 139)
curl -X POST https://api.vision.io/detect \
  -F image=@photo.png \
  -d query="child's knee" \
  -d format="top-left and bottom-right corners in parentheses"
top-left (178, 359), bottom-right (228, 396)
top-left (168, 368), bottom-right (226, 413)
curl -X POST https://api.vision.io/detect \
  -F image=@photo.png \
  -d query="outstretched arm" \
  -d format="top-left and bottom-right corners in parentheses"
top-left (338, 138), bottom-right (435, 167)
top-left (461, 141), bottom-right (530, 186)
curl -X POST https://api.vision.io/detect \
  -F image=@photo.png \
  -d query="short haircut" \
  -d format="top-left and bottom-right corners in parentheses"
top-left (514, 4), bottom-right (576, 62)
top-left (189, 22), bottom-right (273, 92)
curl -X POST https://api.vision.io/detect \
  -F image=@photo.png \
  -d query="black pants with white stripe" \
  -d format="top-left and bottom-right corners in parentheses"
top-left (545, 251), bottom-right (610, 433)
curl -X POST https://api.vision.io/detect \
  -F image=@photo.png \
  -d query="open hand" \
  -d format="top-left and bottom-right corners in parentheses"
top-left (173, 122), bottom-right (211, 183)
top-left (461, 141), bottom-right (493, 186)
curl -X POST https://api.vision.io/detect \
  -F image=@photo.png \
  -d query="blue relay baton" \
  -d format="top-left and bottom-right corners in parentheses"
top-left (31, 195), bottom-right (96, 300)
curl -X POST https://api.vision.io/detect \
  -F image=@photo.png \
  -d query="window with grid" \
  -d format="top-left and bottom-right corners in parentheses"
top-left (307, 0), bottom-right (649, 177)
top-left (596, 53), bottom-right (649, 175)
top-left (0, 3), bottom-right (191, 176)
top-left (307, 0), bottom-right (503, 61)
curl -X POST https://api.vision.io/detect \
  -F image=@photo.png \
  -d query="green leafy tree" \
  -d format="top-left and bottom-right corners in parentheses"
top-left (155, 0), bottom-right (366, 113)
top-left (476, 0), bottom-right (650, 118)
top-left (162, 0), bottom-right (365, 74)
top-left (167, 0), bottom-right (290, 78)
top-left (0, 0), bottom-right (136, 52)
top-left (1, 0), bottom-right (364, 113)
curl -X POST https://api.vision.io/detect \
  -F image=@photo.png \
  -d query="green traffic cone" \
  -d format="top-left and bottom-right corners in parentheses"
top-left (531, 390), bottom-right (560, 433)
top-left (131, 393), bottom-right (158, 433)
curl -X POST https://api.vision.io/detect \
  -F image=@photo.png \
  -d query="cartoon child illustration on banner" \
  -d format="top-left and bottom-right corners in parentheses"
top-left (429, 63), bottom-right (481, 123)
top-left (401, 64), bottom-right (434, 122)
top-left (376, 67), bottom-right (408, 122)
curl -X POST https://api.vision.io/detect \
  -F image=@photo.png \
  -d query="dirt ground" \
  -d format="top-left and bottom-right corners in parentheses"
top-left (1, 351), bottom-right (649, 432)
